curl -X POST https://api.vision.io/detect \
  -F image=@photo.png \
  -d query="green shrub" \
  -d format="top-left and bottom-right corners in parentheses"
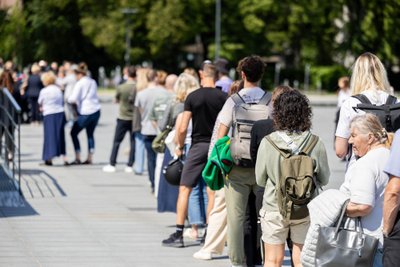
top-left (310, 65), bottom-right (349, 92)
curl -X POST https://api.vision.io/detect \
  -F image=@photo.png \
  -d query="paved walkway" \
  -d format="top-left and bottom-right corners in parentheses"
top-left (0, 93), bottom-right (345, 267)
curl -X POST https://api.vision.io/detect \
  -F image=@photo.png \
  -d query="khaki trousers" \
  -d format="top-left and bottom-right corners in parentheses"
top-left (201, 188), bottom-right (227, 254)
top-left (224, 167), bottom-right (258, 266)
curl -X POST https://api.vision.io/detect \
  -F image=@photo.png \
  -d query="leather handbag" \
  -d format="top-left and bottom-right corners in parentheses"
top-left (315, 200), bottom-right (378, 267)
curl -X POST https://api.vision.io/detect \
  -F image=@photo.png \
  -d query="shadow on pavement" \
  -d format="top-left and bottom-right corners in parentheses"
top-left (21, 169), bottom-right (66, 198)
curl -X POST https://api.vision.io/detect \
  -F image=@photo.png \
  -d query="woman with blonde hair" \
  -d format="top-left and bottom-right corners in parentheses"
top-left (335, 52), bottom-right (393, 165)
top-left (38, 71), bottom-right (67, 165)
top-left (340, 113), bottom-right (391, 266)
top-left (157, 73), bottom-right (199, 213)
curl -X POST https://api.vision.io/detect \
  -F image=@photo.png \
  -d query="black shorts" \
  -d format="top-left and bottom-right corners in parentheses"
top-left (384, 212), bottom-right (400, 267)
top-left (180, 142), bottom-right (209, 187)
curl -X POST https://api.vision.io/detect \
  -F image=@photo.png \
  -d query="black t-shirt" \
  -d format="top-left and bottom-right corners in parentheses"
top-left (184, 87), bottom-right (227, 144)
top-left (250, 119), bottom-right (275, 163)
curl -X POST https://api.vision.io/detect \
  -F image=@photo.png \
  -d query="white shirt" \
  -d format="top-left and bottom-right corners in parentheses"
top-left (68, 76), bottom-right (100, 115)
top-left (340, 147), bottom-right (390, 247)
top-left (336, 89), bottom-right (390, 139)
top-left (337, 88), bottom-right (351, 108)
top-left (219, 87), bottom-right (267, 128)
top-left (37, 84), bottom-right (64, 116)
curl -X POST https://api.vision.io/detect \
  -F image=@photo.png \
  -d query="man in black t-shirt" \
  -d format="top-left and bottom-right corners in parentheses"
top-left (162, 62), bottom-right (227, 247)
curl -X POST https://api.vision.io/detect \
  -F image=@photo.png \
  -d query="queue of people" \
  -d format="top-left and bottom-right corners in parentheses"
top-left (1, 52), bottom-right (400, 267)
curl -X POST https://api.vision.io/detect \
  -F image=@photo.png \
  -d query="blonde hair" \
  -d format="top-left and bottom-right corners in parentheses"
top-left (41, 71), bottom-right (57, 86)
top-left (31, 63), bottom-right (41, 74)
top-left (174, 73), bottom-right (200, 102)
top-left (350, 52), bottom-right (390, 95)
top-left (136, 68), bottom-right (150, 91)
top-left (350, 113), bottom-right (390, 146)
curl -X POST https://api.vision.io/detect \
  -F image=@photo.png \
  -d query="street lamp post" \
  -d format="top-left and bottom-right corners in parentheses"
top-left (121, 8), bottom-right (138, 66)
top-left (215, 0), bottom-right (221, 60)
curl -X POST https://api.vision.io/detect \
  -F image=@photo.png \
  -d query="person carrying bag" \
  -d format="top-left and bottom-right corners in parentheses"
top-left (315, 200), bottom-right (379, 267)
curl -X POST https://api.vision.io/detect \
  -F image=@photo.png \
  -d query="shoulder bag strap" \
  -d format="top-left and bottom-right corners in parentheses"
top-left (301, 134), bottom-right (319, 155)
top-left (266, 135), bottom-right (291, 158)
top-left (231, 93), bottom-right (245, 105)
top-left (352, 94), bottom-right (371, 104)
top-left (258, 91), bottom-right (272, 106)
top-left (386, 95), bottom-right (397, 105)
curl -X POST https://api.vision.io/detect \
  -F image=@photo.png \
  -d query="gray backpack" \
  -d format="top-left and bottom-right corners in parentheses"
top-left (230, 92), bottom-right (272, 167)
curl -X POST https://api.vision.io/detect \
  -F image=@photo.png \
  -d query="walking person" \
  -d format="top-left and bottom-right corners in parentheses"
top-left (256, 89), bottom-right (330, 267)
top-left (103, 66), bottom-right (137, 173)
top-left (162, 62), bottom-right (227, 247)
top-left (67, 62), bottom-right (101, 165)
top-left (383, 129), bottom-right (400, 266)
top-left (37, 71), bottom-right (68, 166)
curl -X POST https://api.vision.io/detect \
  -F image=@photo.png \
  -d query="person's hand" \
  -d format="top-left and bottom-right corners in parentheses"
top-left (175, 146), bottom-right (183, 157)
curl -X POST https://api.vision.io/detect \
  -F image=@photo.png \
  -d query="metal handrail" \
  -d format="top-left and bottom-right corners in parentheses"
top-left (0, 88), bottom-right (22, 194)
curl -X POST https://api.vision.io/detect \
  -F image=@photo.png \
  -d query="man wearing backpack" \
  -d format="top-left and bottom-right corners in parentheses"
top-left (216, 55), bottom-right (271, 267)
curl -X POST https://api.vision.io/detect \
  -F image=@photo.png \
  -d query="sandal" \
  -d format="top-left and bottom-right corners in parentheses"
top-left (69, 159), bottom-right (81, 165)
top-left (82, 160), bottom-right (92, 165)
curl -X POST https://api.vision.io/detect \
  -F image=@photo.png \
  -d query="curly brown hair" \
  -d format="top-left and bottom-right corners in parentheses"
top-left (273, 89), bottom-right (312, 132)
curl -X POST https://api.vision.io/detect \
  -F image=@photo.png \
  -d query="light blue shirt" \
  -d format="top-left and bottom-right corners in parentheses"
top-left (385, 129), bottom-right (400, 177)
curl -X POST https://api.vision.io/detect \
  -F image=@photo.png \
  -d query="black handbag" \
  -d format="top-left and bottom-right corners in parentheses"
top-left (315, 200), bottom-right (379, 267)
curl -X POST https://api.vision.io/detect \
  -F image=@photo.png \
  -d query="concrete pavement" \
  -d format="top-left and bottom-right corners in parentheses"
top-left (0, 93), bottom-right (346, 267)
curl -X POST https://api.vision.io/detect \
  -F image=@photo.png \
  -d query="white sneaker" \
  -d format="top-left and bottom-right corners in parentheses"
top-left (124, 166), bottom-right (133, 173)
top-left (193, 250), bottom-right (212, 260)
top-left (102, 164), bottom-right (116, 173)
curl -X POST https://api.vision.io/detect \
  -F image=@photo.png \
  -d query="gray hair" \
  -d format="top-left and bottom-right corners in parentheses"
top-left (350, 113), bottom-right (388, 144)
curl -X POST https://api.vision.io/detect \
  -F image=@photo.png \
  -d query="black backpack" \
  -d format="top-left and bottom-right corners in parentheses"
top-left (352, 94), bottom-right (400, 132)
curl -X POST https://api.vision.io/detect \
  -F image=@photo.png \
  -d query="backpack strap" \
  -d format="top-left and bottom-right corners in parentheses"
top-left (258, 92), bottom-right (272, 106)
top-left (386, 95), bottom-right (397, 105)
top-left (266, 136), bottom-right (291, 158)
top-left (231, 93), bottom-right (245, 105)
top-left (352, 94), bottom-right (371, 104)
top-left (301, 134), bottom-right (319, 155)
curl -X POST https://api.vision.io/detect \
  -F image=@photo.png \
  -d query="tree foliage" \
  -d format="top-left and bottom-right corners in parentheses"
top-left (0, 0), bottom-right (400, 85)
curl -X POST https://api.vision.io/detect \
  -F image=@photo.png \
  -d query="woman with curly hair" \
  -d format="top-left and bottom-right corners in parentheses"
top-left (255, 89), bottom-right (330, 267)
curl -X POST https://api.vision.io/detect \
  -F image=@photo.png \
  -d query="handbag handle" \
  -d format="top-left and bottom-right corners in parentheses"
top-left (334, 200), bottom-right (365, 240)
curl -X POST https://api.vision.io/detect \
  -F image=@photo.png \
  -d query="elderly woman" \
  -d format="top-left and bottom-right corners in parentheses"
top-left (38, 71), bottom-right (67, 166)
top-left (256, 89), bottom-right (330, 267)
top-left (340, 113), bottom-right (391, 267)
top-left (335, 52), bottom-right (392, 165)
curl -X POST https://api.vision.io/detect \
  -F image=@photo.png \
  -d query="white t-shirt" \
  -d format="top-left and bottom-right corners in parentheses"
top-left (337, 88), bottom-right (351, 108)
top-left (68, 76), bottom-right (101, 115)
top-left (340, 147), bottom-right (390, 247)
top-left (37, 84), bottom-right (64, 116)
top-left (218, 87), bottom-right (268, 128)
top-left (335, 89), bottom-right (390, 139)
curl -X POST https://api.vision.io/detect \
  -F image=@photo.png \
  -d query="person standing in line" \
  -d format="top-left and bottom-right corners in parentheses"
top-left (134, 69), bottom-right (170, 193)
top-left (216, 55), bottom-right (271, 267)
top-left (61, 61), bottom-right (77, 127)
top-left (22, 63), bottom-right (44, 125)
top-left (67, 62), bottom-right (101, 165)
top-left (383, 129), bottom-right (400, 266)
top-left (335, 52), bottom-right (392, 166)
top-left (133, 67), bottom-right (150, 175)
top-left (37, 71), bottom-right (68, 166)
top-left (162, 62), bottom-right (227, 247)
top-left (214, 58), bottom-right (233, 93)
top-left (102, 66), bottom-right (137, 173)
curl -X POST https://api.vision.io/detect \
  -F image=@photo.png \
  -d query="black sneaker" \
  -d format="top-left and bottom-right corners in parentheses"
top-left (162, 232), bottom-right (184, 248)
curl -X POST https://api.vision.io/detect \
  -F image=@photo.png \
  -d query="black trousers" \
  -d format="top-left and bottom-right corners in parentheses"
top-left (384, 212), bottom-right (400, 267)
top-left (109, 119), bottom-right (135, 166)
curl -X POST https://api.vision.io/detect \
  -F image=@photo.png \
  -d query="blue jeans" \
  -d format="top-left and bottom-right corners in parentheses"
top-left (188, 178), bottom-right (208, 225)
top-left (134, 132), bottom-right (145, 174)
top-left (374, 248), bottom-right (383, 267)
top-left (143, 135), bottom-right (156, 190)
top-left (70, 110), bottom-right (100, 153)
